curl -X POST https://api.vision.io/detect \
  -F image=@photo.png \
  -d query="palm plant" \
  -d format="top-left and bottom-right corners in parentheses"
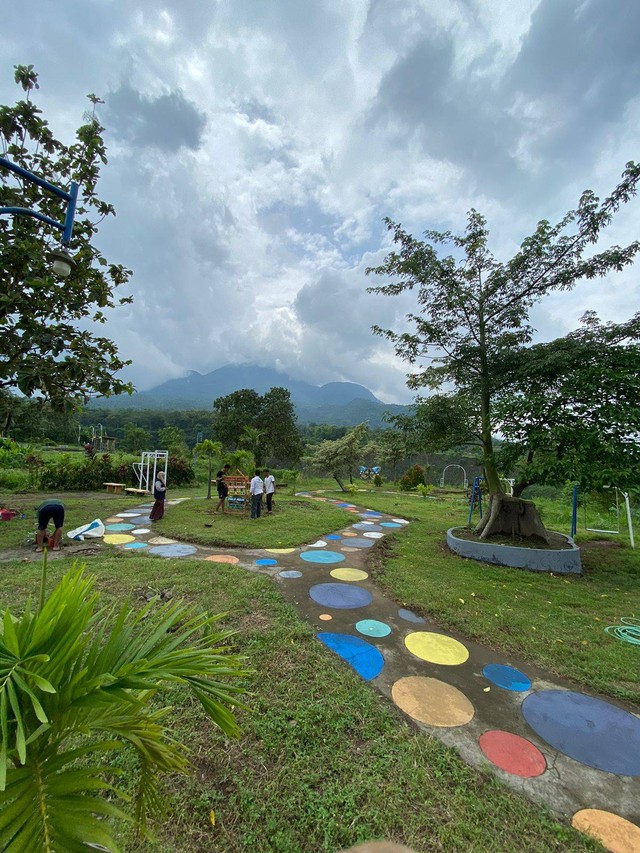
top-left (193, 439), bottom-right (223, 499)
top-left (0, 562), bottom-right (249, 851)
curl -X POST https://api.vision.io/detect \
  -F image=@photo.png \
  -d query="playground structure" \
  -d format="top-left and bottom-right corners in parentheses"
top-left (359, 466), bottom-right (381, 480)
top-left (85, 423), bottom-right (117, 452)
top-left (440, 464), bottom-right (468, 489)
top-left (132, 451), bottom-right (169, 494)
top-left (225, 471), bottom-right (250, 515)
top-left (572, 485), bottom-right (635, 548)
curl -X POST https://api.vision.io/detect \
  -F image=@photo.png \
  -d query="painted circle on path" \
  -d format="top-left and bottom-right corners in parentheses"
top-left (318, 613), bottom-right (332, 621)
top-left (363, 532), bottom-right (384, 539)
top-left (265, 548), bottom-right (296, 554)
top-left (330, 568), bottom-right (368, 581)
top-left (148, 536), bottom-right (178, 545)
top-left (572, 809), bottom-right (640, 853)
top-left (123, 541), bottom-right (148, 550)
top-left (309, 583), bottom-right (373, 609)
top-left (278, 570), bottom-right (303, 579)
top-left (106, 516), bottom-right (122, 523)
top-left (479, 730), bottom-right (546, 778)
top-left (317, 632), bottom-right (384, 681)
top-left (148, 543), bottom-right (198, 558)
top-left (132, 528), bottom-right (151, 535)
top-left (341, 547), bottom-right (359, 553)
top-left (392, 676), bottom-right (474, 727)
top-left (326, 534), bottom-right (341, 540)
top-left (106, 522), bottom-right (135, 532)
top-left (342, 531), bottom-right (358, 537)
top-left (308, 540), bottom-right (327, 548)
top-left (398, 608), bottom-right (426, 624)
top-left (405, 632), bottom-right (469, 665)
top-left (356, 619), bottom-right (391, 638)
top-left (483, 664), bottom-right (532, 692)
top-left (116, 512), bottom-right (139, 518)
top-left (380, 522), bottom-right (402, 528)
top-left (353, 522), bottom-right (383, 531)
top-left (392, 518), bottom-right (410, 524)
top-left (344, 538), bottom-right (375, 548)
top-left (256, 558), bottom-right (278, 567)
top-left (522, 690), bottom-right (640, 776)
top-left (104, 533), bottom-right (136, 545)
top-left (363, 510), bottom-right (382, 517)
top-left (205, 555), bottom-right (239, 564)
top-left (300, 550), bottom-right (345, 564)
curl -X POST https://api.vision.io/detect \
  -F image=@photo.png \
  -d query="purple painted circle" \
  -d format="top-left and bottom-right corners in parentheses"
top-left (483, 664), bottom-right (532, 692)
top-left (105, 522), bottom-right (135, 531)
top-left (344, 538), bottom-right (375, 548)
top-left (279, 570), bottom-right (303, 579)
top-left (522, 690), bottom-right (640, 776)
top-left (300, 550), bottom-right (345, 564)
top-left (357, 512), bottom-right (381, 519)
top-left (380, 522), bottom-right (402, 528)
top-left (124, 541), bottom-right (149, 549)
top-left (317, 632), bottom-right (384, 680)
top-left (148, 543), bottom-right (198, 558)
top-left (398, 608), bottom-right (426, 624)
top-left (309, 583), bottom-right (373, 609)
top-left (352, 523), bottom-right (383, 531)
top-left (256, 558), bottom-right (278, 566)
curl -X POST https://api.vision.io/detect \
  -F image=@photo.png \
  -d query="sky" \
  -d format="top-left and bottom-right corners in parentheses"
top-left (1, 0), bottom-right (639, 404)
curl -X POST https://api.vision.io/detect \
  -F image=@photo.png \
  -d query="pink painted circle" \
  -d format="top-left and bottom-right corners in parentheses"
top-left (479, 730), bottom-right (546, 778)
top-left (205, 555), bottom-right (240, 564)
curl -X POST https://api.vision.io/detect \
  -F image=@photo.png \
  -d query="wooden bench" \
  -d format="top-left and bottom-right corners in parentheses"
top-left (104, 482), bottom-right (126, 493)
top-left (124, 487), bottom-right (149, 496)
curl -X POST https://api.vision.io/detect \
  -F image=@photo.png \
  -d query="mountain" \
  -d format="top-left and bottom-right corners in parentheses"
top-left (91, 364), bottom-right (408, 426)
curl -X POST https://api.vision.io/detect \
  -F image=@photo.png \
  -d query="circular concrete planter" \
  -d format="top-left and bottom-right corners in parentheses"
top-left (447, 528), bottom-right (582, 574)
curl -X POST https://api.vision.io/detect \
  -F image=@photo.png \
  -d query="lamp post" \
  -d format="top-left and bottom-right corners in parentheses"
top-left (0, 155), bottom-right (79, 277)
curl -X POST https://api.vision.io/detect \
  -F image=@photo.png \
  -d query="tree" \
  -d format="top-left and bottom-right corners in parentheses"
top-left (261, 386), bottom-right (303, 465)
top-left (239, 425), bottom-right (266, 466)
top-left (495, 312), bottom-right (640, 496)
top-left (367, 163), bottom-right (640, 540)
top-left (213, 390), bottom-right (262, 448)
top-left (122, 422), bottom-right (151, 454)
top-left (305, 423), bottom-right (369, 490)
top-left (194, 438), bottom-right (223, 499)
top-left (158, 425), bottom-right (188, 458)
top-left (0, 65), bottom-right (133, 408)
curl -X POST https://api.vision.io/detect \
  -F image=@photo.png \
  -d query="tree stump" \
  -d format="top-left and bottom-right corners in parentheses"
top-left (475, 494), bottom-right (550, 543)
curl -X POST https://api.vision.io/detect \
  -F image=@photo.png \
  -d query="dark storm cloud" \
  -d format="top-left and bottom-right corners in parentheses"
top-left (105, 84), bottom-right (207, 152)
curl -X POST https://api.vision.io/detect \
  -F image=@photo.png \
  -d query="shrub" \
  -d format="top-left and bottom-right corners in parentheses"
top-left (0, 468), bottom-right (30, 491)
top-left (168, 455), bottom-right (196, 486)
top-left (0, 437), bottom-right (26, 469)
top-left (373, 473), bottom-right (383, 487)
top-left (399, 464), bottom-right (426, 491)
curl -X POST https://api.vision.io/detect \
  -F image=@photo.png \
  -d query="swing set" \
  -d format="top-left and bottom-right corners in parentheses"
top-left (571, 485), bottom-right (635, 548)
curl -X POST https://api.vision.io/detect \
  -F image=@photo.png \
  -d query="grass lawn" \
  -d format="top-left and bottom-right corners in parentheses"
top-left (0, 554), bottom-right (598, 852)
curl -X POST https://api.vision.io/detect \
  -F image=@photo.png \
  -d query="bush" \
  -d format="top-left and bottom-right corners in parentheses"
top-left (168, 455), bottom-right (196, 487)
top-left (399, 464), bottom-right (426, 491)
top-left (0, 437), bottom-right (27, 469)
top-left (0, 468), bottom-right (30, 491)
top-left (373, 473), bottom-right (383, 487)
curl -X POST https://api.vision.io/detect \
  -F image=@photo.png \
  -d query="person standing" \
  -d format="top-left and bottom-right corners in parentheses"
top-left (149, 470), bottom-right (167, 522)
top-left (35, 499), bottom-right (65, 551)
top-left (249, 470), bottom-right (264, 519)
top-left (215, 463), bottom-right (231, 513)
top-left (263, 468), bottom-right (276, 514)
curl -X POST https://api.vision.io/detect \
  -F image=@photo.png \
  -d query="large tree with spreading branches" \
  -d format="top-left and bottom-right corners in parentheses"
top-left (367, 163), bottom-right (640, 541)
top-left (0, 65), bottom-right (133, 409)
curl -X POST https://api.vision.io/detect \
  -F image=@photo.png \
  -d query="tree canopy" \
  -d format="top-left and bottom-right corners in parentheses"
top-left (367, 163), bottom-right (640, 538)
top-left (0, 65), bottom-right (133, 408)
top-left (304, 422), bottom-right (370, 489)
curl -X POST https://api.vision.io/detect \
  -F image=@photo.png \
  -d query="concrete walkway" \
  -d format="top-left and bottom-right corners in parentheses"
top-left (103, 495), bottom-right (640, 853)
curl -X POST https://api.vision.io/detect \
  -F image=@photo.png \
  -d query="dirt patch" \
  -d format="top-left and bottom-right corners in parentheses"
top-left (579, 540), bottom-right (622, 550)
top-left (0, 542), bottom-right (103, 563)
top-left (451, 527), bottom-right (573, 550)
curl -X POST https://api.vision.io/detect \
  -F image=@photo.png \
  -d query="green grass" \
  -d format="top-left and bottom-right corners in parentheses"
top-left (0, 554), bottom-right (599, 852)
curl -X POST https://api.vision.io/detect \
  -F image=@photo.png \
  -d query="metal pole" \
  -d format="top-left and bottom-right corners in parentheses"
top-left (622, 491), bottom-right (635, 549)
top-left (571, 485), bottom-right (578, 538)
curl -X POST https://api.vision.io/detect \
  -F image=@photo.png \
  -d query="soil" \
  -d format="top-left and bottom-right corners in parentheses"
top-left (452, 527), bottom-right (573, 551)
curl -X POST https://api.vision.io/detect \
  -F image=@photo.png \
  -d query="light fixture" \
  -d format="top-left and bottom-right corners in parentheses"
top-left (49, 247), bottom-right (75, 278)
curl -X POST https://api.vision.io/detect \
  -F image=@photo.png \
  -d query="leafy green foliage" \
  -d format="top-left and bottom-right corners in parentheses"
top-left (398, 464), bottom-right (427, 491)
top-left (0, 563), bottom-right (248, 850)
top-left (193, 439), bottom-right (223, 499)
top-left (0, 66), bottom-right (133, 407)
top-left (304, 423), bottom-right (370, 486)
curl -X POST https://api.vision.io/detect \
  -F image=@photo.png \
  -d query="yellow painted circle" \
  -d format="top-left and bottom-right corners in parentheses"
top-left (404, 631), bottom-right (469, 665)
top-left (105, 516), bottom-right (122, 523)
top-left (265, 548), bottom-right (296, 554)
top-left (330, 568), bottom-right (369, 581)
top-left (104, 533), bottom-right (136, 545)
top-left (148, 536), bottom-right (178, 545)
top-left (205, 555), bottom-right (240, 564)
top-left (319, 613), bottom-right (332, 621)
top-left (572, 810), bottom-right (640, 853)
top-left (392, 676), bottom-right (474, 727)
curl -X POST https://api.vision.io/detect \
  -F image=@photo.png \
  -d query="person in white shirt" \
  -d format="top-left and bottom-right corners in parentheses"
top-left (263, 468), bottom-right (276, 514)
top-left (249, 470), bottom-right (264, 518)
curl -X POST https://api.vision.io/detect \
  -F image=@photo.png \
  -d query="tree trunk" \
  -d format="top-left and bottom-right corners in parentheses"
top-left (474, 494), bottom-right (549, 543)
top-left (333, 474), bottom-right (347, 492)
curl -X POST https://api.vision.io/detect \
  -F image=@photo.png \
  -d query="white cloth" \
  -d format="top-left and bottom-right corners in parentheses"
top-left (264, 474), bottom-right (275, 494)
top-left (67, 519), bottom-right (105, 541)
top-left (250, 475), bottom-right (264, 495)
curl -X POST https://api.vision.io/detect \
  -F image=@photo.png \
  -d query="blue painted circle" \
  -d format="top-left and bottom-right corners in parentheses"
top-left (522, 690), bottom-right (640, 776)
top-left (326, 534), bottom-right (341, 540)
top-left (300, 550), bottom-right (345, 564)
top-left (398, 608), bottom-right (426, 624)
top-left (124, 541), bottom-right (149, 549)
top-left (483, 664), bottom-right (532, 692)
top-left (256, 558), bottom-right (278, 566)
top-left (105, 522), bottom-right (135, 531)
top-left (356, 619), bottom-right (391, 638)
top-left (279, 570), bottom-right (303, 579)
top-left (309, 583), bottom-right (373, 609)
top-left (352, 523), bottom-right (383, 531)
top-left (317, 632), bottom-right (384, 680)
top-left (336, 502), bottom-right (351, 507)
top-left (344, 538), bottom-right (375, 548)
top-left (380, 522), bottom-right (402, 528)
top-left (148, 543), bottom-right (198, 558)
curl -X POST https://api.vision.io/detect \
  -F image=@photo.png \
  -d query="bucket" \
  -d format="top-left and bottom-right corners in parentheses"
top-left (1, 509), bottom-right (17, 521)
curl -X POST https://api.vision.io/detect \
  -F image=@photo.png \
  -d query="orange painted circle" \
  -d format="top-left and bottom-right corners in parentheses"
top-left (342, 531), bottom-right (358, 537)
top-left (318, 614), bottom-right (332, 621)
top-left (392, 676), bottom-right (474, 727)
top-left (572, 809), bottom-right (640, 853)
top-left (205, 555), bottom-right (240, 564)
top-left (479, 730), bottom-right (546, 778)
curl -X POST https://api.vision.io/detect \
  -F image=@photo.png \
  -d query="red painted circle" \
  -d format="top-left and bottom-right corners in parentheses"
top-left (479, 730), bottom-right (546, 778)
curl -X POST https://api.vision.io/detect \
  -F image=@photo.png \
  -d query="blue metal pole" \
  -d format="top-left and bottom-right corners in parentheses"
top-left (0, 206), bottom-right (63, 231)
top-left (62, 181), bottom-right (79, 245)
top-left (0, 156), bottom-right (71, 201)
